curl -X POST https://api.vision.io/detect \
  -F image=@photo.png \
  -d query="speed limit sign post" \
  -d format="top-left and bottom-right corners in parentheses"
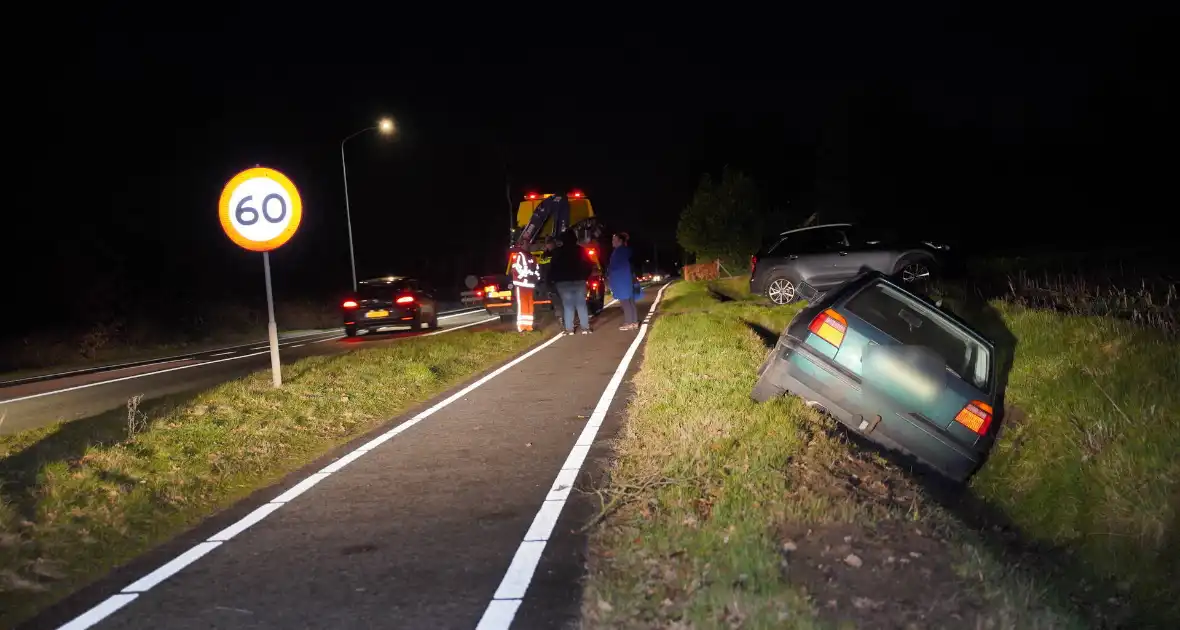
top-left (218, 167), bottom-right (303, 388)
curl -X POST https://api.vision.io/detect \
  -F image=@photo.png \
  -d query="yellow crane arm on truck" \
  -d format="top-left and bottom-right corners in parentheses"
top-left (510, 191), bottom-right (596, 267)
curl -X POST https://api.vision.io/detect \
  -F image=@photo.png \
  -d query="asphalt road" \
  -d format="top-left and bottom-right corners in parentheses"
top-left (28, 289), bottom-right (666, 630)
top-left (0, 308), bottom-right (494, 435)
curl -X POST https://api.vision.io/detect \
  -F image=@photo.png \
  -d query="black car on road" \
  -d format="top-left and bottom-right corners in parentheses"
top-left (342, 276), bottom-right (439, 337)
top-left (750, 223), bottom-right (947, 305)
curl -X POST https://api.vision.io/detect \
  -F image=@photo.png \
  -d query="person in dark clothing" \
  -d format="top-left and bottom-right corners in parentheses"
top-left (547, 234), bottom-right (594, 334)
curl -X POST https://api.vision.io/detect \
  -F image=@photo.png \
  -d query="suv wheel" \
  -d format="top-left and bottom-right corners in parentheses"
top-left (766, 276), bottom-right (798, 305)
top-left (897, 258), bottom-right (933, 284)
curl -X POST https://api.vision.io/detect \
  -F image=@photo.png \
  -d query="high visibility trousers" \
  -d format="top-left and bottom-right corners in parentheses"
top-left (515, 286), bottom-right (535, 332)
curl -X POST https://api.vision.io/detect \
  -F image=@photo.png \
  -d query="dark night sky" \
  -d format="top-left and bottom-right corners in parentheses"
top-left (9, 6), bottom-right (1178, 330)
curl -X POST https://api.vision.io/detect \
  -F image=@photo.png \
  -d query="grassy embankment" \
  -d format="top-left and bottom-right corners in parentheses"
top-left (583, 277), bottom-right (1178, 628)
top-left (0, 329), bottom-right (539, 628)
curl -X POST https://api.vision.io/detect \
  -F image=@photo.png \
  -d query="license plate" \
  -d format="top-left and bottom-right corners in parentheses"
top-left (365, 310), bottom-right (389, 318)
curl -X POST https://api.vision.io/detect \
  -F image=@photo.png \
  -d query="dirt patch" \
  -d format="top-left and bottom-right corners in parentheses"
top-left (779, 520), bottom-right (987, 629)
top-left (775, 423), bottom-right (998, 629)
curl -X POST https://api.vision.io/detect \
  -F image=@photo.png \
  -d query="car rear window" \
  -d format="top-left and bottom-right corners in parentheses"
top-left (843, 283), bottom-right (991, 390)
top-left (358, 281), bottom-right (409, 300)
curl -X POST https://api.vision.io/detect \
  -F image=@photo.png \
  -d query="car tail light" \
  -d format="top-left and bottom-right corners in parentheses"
top-left (751, 255), bottom-right (758, 271)
top-left (590, 281), bottom-right (599, 289)
top-left (485, 284), bottom-right (498, 294)
top-left (587, 248), bottom-right (596, 258)
top-left (396, 295), bottom-right (415, 305)
top-left (955, 401), bottom-right (994, 435)
top-left (476, 290), bottom-right (483, 297)
top-left (342, 300), bottom-right (358, 308)
top-left (808, 309), bottom-right (848, 348)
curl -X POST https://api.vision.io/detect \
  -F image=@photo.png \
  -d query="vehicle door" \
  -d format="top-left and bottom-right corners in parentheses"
top-left (782, 227), bottom-right (850, 290)
top-left (830, 226), bottom-right (896, 279)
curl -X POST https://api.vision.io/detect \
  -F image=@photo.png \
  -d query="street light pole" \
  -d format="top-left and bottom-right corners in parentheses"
top-left (339, 118), bottom-right (396, 292)
top-left (340, 138), bottom-right (361, 291)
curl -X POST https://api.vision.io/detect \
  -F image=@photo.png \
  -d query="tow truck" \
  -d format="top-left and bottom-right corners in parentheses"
top-left (481, 190), bottom-right (607, 323)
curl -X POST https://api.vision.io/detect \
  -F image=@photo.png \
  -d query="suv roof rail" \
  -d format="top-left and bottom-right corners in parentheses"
top-left (779, 222), bottom-right (853, 236)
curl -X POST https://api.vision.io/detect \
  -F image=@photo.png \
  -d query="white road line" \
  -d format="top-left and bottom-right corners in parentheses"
top-left (311, 335), bottom-right (344, 344)
top-left (0, 352), bottom-right (268, 404)
top-left (424, 316), bottom-right (499, 336)
top-left (438, 307), bottom-right (485, 320)
top-left (3, 316), bottom-right (496, 405)
top-left (57, 594), bottom-right (139, 630)
top-left (0, 330), bottom-right (339, 388)
top-left (476, 283), bottom-right (671, 630)
top-left (287, 343), bottom-right (304, 349)
top-left (121, 542), bottom-right (223, 593)
top-left (208, 351), bottom-right (236, 357)
top-left (53, 330), bottom-right (569, 630)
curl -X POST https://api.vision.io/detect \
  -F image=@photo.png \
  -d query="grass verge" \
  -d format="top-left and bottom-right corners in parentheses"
top-left (0, 329), bottom-right (540, 628)
top-left (968, 303), bottom-right (1180, 624)
top-left (583, 278), bottom-right (1179, 628)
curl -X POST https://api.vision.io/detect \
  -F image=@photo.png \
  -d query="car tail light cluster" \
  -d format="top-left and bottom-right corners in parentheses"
top-left (342, 300), bottom-right (358, 309)
top-left (808, 309), bottom-right (848, 348)
top-left (955, 401), bottom-right (994, 435)
top-left (485, 284), bottom-right (498, 294)
top-left (750, 255), bottom-right (758, 271)
top-left (396, 295), bottom-right (415, 305)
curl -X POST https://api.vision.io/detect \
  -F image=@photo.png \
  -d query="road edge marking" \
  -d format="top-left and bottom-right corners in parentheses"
top-left (0, 330), bottom-right (338, 387)
top-left (424, 315), bottom-right (499, 336)
top-left (476, 282), bottom-right (671, 630)
top-left (52, 329), bottom-right (567, 630)
top-left (4, 313), bottom-right (496, 404)
top-left (1, 308), bottom-right (479, 388)
top-left (2, 352), bottom-right (271, 404)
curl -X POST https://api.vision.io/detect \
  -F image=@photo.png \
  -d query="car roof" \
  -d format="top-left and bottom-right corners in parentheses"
top-left (778, 223), bottom-right (853, 236)
top-left (359, 276), bottom-right (408, 285)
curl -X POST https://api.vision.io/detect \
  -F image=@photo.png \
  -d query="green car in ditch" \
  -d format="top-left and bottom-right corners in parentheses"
top-left (753, 272), bottom-right (999, 482)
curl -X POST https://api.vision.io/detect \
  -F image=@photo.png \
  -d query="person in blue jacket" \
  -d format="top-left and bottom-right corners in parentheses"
top-left (608, 232), bottom-right (639, 331)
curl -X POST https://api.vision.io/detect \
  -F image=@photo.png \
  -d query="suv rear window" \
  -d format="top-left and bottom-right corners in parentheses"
top-left (844, 283), bottom-right (991, 390)
top-left (358, 281), bottom-right (409, 300)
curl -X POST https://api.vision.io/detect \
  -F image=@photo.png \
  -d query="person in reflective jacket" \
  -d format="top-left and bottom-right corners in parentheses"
top-left (511, 248), bottom-right (541, 332)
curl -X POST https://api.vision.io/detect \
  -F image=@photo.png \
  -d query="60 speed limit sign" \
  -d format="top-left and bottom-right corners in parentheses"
top-left (218, 167), bottom-right (303, 251)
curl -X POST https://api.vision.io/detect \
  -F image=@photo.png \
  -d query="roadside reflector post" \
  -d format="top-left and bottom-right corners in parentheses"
top-left (218, 166), bottom-right (303, 389)
top-left (263, 251), bottom-right (282, 388)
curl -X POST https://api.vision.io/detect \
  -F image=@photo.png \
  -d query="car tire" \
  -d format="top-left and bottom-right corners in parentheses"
top-left (764, 274), bottom-right (800, 306)
top-left (344, 325), bottom-right (357, 338)
top-left (894, 256), bottom-right (935, 285)
top-left (751, 357), bottom-right (787, 402)
top-left (428, 312), bottom-right (439, 330)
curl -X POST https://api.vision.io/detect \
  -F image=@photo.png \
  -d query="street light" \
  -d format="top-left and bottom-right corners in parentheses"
top-left (340, 117), bottom-right (397, 290)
